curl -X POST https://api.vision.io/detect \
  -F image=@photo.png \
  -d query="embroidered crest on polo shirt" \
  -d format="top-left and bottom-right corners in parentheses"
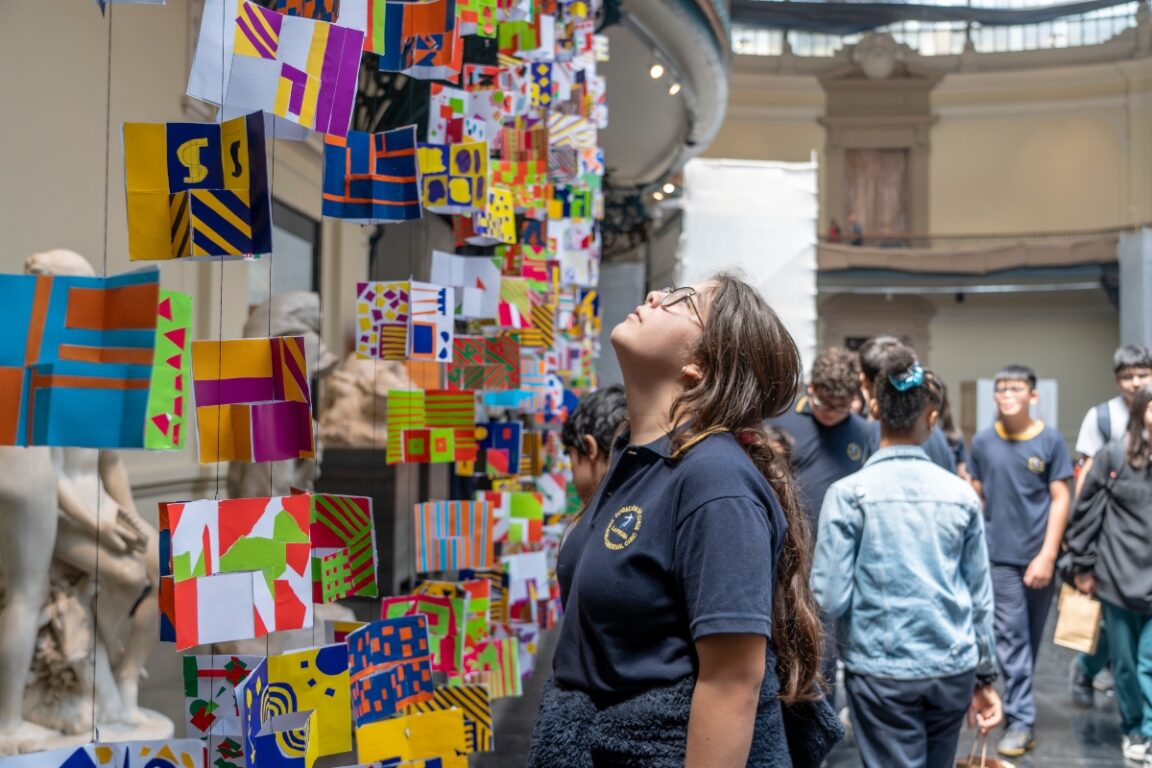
top-left (604, 505), bottom-right (643, 550)
top-left (847, 443), bottom-right (863, 462)
top-left (1027, 456), bottom-right (1047, 474)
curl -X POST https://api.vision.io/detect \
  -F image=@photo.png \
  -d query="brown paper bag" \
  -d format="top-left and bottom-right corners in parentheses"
top-left (1053, 583), bottom-right (1102, 654)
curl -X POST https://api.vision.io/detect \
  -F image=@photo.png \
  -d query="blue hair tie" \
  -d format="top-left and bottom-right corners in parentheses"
top-left (888, 364), bottom-right (924, 392)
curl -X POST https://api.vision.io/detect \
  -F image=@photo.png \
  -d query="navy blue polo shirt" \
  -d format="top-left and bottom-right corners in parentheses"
top-left (554, 430), bottom-right (785, 703)
top-left (867, 421), bottom-right (957, 474)
top-left (768, 397), bottom-right (869, 526)
top-left (969, 421), bottom-right (1073, 566)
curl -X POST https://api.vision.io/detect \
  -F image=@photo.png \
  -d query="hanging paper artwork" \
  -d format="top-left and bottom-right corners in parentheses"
top-left (124, 111), bottom-right (272, 261)
top-left (348, 615), bottom-right (435, 725)
top-left (547, 113), bottom-right (596, 150)
top-left (269, 0), bottom-right (339, 20)
top-left (417, 141), bottom-right (488, 214)
top-left (0, 740), bottom-right (210, 768)
top-left (414, 579), bottom-right (491, 649)
top-left (237, 645), bottom-right (354, 764)
top-left (0, 269), bottom-right (170, 449)
top-left (471, 187), bottom-right (516, 246)
top-left (184, 654), bottom-right (263, 768)
top-left (145, 290), bottom-right (193, 450)
top-left (457, 0), bottom-right (496, 37)
top-left (413, 500), bottom-right (493, 572)
top-left (355, 281), bottom-right (409, 360)
top-left (408, 282), bottom-right (454, 362)
top-left (379, 596), bottom-right (461, 674)
top-left (407, 684), bottom-right (492, 753)
top-left (159, 495), bottom-right (314, 649)
top-left (458, 636), bottom-right (522, 698)
top-left (309, 491), bottom-right (379, 602)
top-left (496, 277), bottom-right (532, 328)
top-left (377, 0), bottom-right (463, 80)
top-left (355, 708), bottom-right (469, 767)
top-left (518, 301), bottom-right (556, 349)
top-left (430, 251), bottom-right (501, 319)
top-left (446, 334), bottom-right (519, 391)
top-left (476, 421), bottom-right (522, 475)
top-left (385, 389), bottom-right (477, 464)
top-left (223, 0), bottom-right (364, 137)
top-left (191, 335), bottom-right (315, 463)
top-left (480, 490), bottom-right (543, 543)
top-left (323, 127), bottom-right (423, 223)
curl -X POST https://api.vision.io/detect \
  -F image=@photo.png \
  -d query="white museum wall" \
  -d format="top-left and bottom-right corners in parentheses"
top-left (679, 158), bottom-right (820, 368)
top-left (707, 56), bottom-right (1152, 234)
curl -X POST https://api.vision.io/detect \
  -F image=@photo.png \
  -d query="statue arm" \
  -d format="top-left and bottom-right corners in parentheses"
top-left (98, 450), bottom-right (150, 552)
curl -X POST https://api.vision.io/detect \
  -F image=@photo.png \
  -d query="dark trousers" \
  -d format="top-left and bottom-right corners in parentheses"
top-left (991, 563), bottom-right (1054, 730)
top-left (1101, 599), bottom-right (1152, 738)
top-left (845, 669), bottom-right (975, 768)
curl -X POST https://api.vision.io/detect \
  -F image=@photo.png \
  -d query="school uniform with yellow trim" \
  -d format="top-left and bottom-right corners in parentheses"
top-left (554, 429), bottom-right (785, 703)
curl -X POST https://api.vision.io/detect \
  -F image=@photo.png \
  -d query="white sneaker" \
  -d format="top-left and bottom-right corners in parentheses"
top-left (1123, 733), bottom-right (1146, 761)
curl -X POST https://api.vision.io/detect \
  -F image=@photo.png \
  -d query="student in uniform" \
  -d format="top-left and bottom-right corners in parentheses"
top-left (768, 347), bottom-right (869, 529)
top-left (529, 275), bottom-right (842, 767)
top-left (969, 365), bottom-right (1073, 758)
top-left (561, 384), bottom-right (628, 504)
top-left (1069, 345), bottom-right (1151, 709)
top-left (812, 347), bottom-right (1002, 768)
top-left (857, 336), bottom-right (957, 473)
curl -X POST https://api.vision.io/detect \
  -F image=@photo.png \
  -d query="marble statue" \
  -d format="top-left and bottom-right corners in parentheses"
top-left (227, 291), bottom-right (339, 499)
top-left (318, 354), bottom-right (412, 448)
top-left (0, 250), bottom-right (169, 756)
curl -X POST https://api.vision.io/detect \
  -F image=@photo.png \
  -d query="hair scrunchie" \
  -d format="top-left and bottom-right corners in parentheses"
top-left (888, 363), bottom-right (925, 392)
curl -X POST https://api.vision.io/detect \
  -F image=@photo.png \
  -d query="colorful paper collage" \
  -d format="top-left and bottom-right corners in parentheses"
top-left (377, 0), bottom-right (463, 80)
top-left (459, 568), bottom-right (509, 626)
top-left (355, 708), bottom-right (469, 767)
top-left (408, 282), bottom-right (455, 361)
top-left (477, 421), bottom-right (522, 475)
top-left (309, 492), bottom-right (378, 602)
top-left (471, 187), bottom-right (517, 245)
top-left (496, 277), bottom-right (532, 328)
top-left (159, 495), bottom-right (313, 649)
top-left (144, 290), bottom-right (192, 450)
top-left (270, 0), bottom-right (338, 21)
top-left (335, 0), bottom-right (389, 54)
top-left (518, 301), bottom-right (556, 348)
top-left (413, 500), bottom-right (494, 573)
top-left (184, 654), bottom-right (263, 768)
top-left (480, 490), bottom-right (543, 543)
top-left (407, 683), bottom-right (492, 753)
top-left (355, 281), bottom-right (409, 360)
top-left (323, 127), bottom-right (423, 223)
top-left (446, 335), bottom-right (520, 391)
top-left (191, 336), bottom-right (315, 463)
top-left (124, 112), bottom-right (272, 261)
top-left (415, 579), bottom-right (491, 649)
top-left (0, 269), bottom-right (162, 448)
top-left (503, 549), bottom-right (549, 603)
top-left (385, 389), bottom-right (477, 464)
top-left (417, 141), bottom-right (488, 213)
top-left (457, 0), bottom-right (497, 37)
top-left (0, 741), bottom-right (209, 768)
top-left (459, 637), bottom-right (521, 698)
top-left (348, 615), bottom-right (435, 724)
top-left (429, 251), bottom-right (501, 319)
top-left (547, 113), bottom-right (596, 149)
top-left (427, 84), bottom-right (505, 147)
top-left (226, 1), bottom-right (364, 137)
top-left (379, 596), bottom-right (462, 674)
top-left (238, 645), bottom-right (353, 766)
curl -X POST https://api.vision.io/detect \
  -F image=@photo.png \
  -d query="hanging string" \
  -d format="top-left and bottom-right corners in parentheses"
top-left (91, 0), bottom-right (115, 742)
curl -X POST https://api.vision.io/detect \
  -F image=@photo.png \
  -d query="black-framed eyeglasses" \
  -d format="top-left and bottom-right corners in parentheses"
top-left (658, 286), bottom-right (704, 325)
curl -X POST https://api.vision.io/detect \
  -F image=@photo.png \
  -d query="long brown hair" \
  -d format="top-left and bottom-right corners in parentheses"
top-left (1125, 385), bottom-right (1152, 469)
top-left (667, 273), bottom-right (823, 704)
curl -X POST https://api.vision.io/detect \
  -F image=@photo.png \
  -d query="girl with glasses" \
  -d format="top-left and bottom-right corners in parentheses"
top-left (530, 275), bottom-right (841, 767)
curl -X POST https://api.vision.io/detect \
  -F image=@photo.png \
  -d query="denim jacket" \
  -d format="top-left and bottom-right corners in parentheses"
top-left (811, 446), bottom-right (996, 680)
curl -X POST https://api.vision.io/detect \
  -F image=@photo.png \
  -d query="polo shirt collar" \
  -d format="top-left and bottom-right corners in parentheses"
top-left (794, 395), bottom-right (814, 417)
top-left (612, 429), bottom-right (677, 460)
top-left (864, 444), bottom-right (931, 466)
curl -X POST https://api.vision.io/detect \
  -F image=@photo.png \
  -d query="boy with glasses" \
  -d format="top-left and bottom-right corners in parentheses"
top-left (969, 365), bottom-right (1073, 757)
